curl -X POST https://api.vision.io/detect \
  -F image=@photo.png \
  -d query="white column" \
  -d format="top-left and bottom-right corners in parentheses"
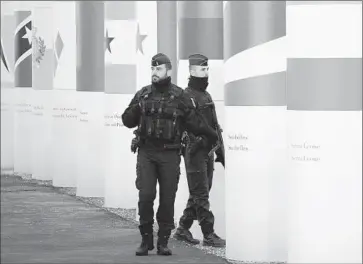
top-left (103, 1), bottom-right (138, 207)
top-left (177, 0), bottom-right (225, 240)
top-left (75, 1), bottom-right (105, 198)
top-left (224, 1), bottom-right (288, 262)
top-left (286, 1), bottom-right (362, 263)
top-left (31, 4), bottom-right (54, 181)
top-left (51, 1), bottom-right (78, 187)
top-left (1, 3), bottom-right (15, 175)
top-left (157, 1), bottom-right (178, 84)
top-left (13, 6), bottom-right (33, 178)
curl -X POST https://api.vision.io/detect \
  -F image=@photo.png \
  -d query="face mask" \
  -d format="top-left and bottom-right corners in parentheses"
top-left (188, 76), bottom-right (209, 91)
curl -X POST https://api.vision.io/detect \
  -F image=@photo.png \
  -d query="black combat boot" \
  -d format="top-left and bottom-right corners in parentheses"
top-left (203, 232), bottom-right (226, 247)
top-left (157, 229), bottom-right (172, 256)
top-left (201, 222), bottom-right (226, 248)
top-left (135, 225), bottom-right (154, 256)
top-left (173, 226), bottom-right (200, 245)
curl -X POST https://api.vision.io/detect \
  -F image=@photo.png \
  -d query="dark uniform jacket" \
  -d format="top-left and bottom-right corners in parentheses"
top-left (122, 82), bottom-right (217, 149)
top-left (183, 85), bottom-right (217, 151)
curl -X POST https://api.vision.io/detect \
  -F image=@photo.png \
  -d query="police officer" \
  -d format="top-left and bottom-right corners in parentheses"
top-left (173, 54), bottom-right (225, 247)
top-left (121, 53), bottom-right (218, 256)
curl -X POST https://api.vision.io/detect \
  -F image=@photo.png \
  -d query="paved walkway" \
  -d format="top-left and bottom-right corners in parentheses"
top-left (1, 175), bottom-right (229, 264)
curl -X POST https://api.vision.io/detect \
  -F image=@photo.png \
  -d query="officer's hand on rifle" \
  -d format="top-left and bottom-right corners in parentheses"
top-left (131, 130), bottom-right (140, 153)
top-left (131, 137), bottom-right (139, 153)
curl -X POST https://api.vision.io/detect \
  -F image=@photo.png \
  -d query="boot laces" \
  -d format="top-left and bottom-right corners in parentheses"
top-left (183, 229), bottom-right (193, 237)
top-left (212, 233), bottom-right (221, 239)
top-left (205, 232), bottom-right (221, 240)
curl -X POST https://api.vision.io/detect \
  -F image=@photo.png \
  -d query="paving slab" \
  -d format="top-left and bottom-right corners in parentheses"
top-left (1, 175), bottom-right (229, 264)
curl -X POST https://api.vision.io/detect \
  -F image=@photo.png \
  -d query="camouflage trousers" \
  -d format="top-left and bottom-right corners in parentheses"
top-left (179, 148), bottom-right (215, 236)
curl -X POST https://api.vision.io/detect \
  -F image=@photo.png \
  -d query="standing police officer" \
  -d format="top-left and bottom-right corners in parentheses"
top-left (173, 54), bottom-right (226, 247)
top-left (121, 53), bottom-right (218, 256)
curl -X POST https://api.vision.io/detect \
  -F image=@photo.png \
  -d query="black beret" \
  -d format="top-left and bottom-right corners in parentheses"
top-left (151, 53), bottom-right (171, 66)
top-left (188, 53), bottom-right (208, 66)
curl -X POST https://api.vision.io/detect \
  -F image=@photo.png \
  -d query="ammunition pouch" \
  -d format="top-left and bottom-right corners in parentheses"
top-left (143, 117), bottom-right (180, 141)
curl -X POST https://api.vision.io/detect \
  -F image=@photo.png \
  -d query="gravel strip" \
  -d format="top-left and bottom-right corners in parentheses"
top-left (173, 240), bottom-right (227, 260)
top-left (14, 173), bottom-right (32, 181)
top-left (36, 180), bottom-right (52, 186)
top-left (77, 197), bottom-right (104, 208)
top-left (105, 208), bottom-right (138, 224)
top-left (194, 244), bottom-right (226, 259)
top-left (13, 173), bottom-right (52, 187)
top-left (55, 187), bottom-right (77, 196)
top-left (226, 261), bottom-right (285, 264)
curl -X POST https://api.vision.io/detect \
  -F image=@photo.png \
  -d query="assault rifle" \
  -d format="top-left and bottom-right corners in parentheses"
top-left (205, 102), bottom-right (225, 168)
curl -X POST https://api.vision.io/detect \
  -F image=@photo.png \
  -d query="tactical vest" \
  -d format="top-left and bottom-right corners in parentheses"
top-left (138, 85), bottom-right (184, 144)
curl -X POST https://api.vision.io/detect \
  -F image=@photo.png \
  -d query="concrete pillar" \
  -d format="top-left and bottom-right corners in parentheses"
top-left (103, 1), bottom-right (138, 208)
top-left (157, 1), bottom-right (178, 84)
top-left (13, 8), bottom-right (33, 177)
top-left (177, 1), bottom-right (225, 240)
top-left (1, 3), bottom-right (16, 174)
top-left (75, 1), bottom-right (105, 198)
top-left (224, 1), bottom-right (287, 262)
top-left (51, 1), bottom-right (77, 188)
top-left (286, 1), bottom-right (362, 263)
top-left (31, 4), bottom-right (54, 181)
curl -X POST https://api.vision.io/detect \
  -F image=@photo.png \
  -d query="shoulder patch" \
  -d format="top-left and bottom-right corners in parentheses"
top-left (140, 85), bottom-right (152, 97)
top-left (169, 84), bottom-right (183, 97)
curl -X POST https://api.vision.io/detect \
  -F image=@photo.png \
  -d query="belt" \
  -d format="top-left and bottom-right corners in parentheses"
top-left (141, 140), bottom-right (181, 150)
top-left (163, 143), bottom-right (181, 150)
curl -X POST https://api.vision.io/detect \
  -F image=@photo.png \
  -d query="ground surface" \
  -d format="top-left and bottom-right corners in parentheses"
top-left (1, 175), bottom-right (229, 264)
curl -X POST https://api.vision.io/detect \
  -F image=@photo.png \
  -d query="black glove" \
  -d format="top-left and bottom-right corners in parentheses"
top-left (131, 137), bottom-right (139, 153)
top-left (215, 154), bottom-right (224, 167)
top-left (215, 148), bottom-right (225, 167)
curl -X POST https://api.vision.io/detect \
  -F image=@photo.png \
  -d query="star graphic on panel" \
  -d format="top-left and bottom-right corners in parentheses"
top-left (105, 30), bottom-right (114, 53)
top-left (22, 26), bottom-right (32, 45)
top-left (136, 24), bottom-right (147, 55)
